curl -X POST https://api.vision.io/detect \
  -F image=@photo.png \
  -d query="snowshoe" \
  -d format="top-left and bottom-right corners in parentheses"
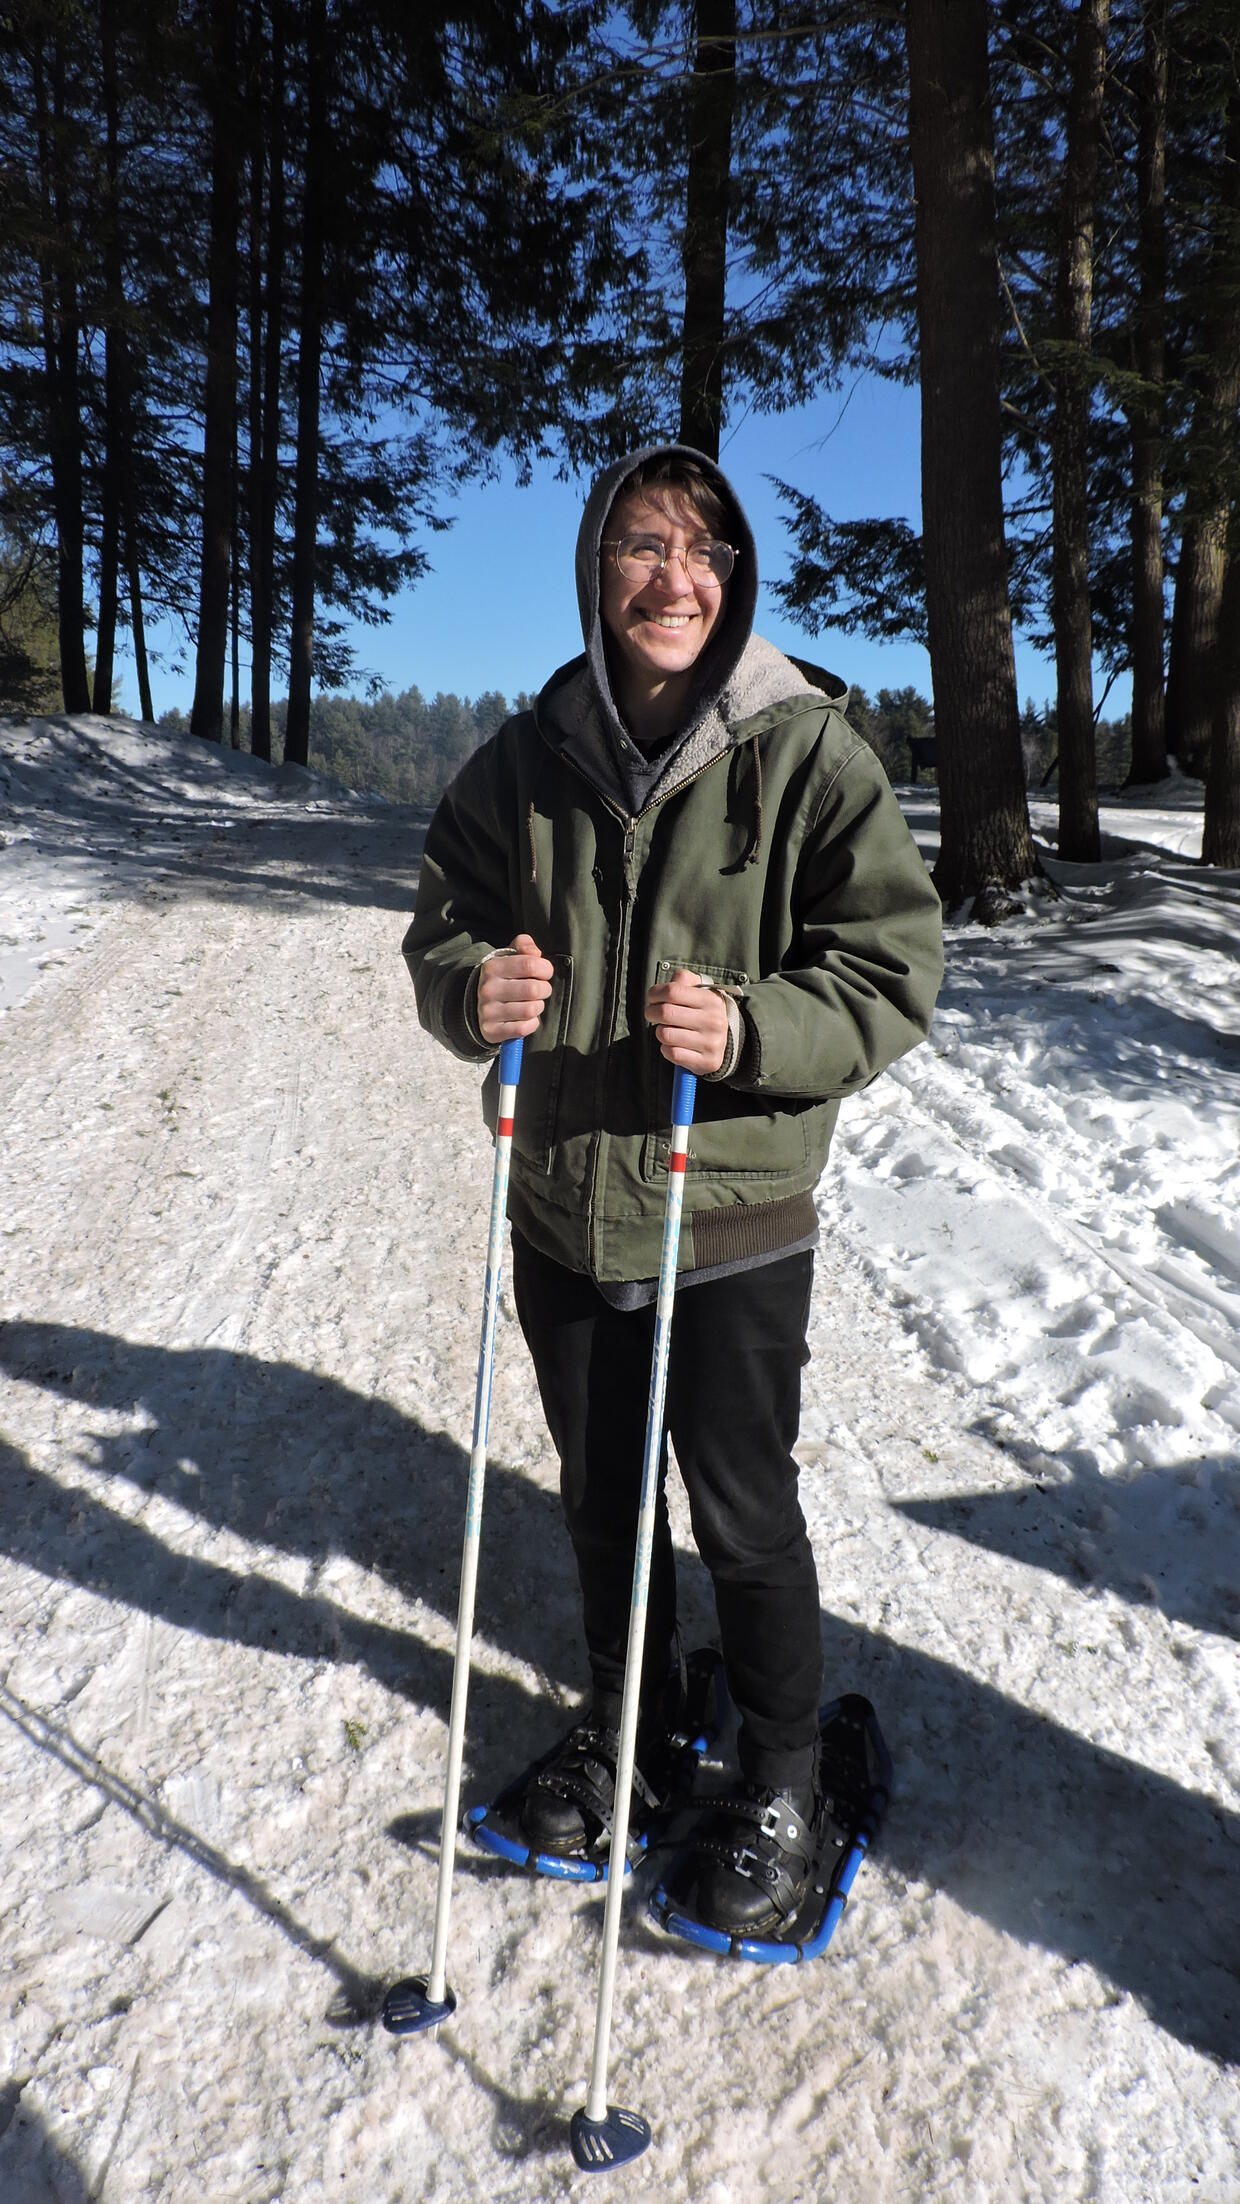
top-left (655, 1773), bottom-right (826, 1936)
top-left (649, 1693), bottom-right (891, 1963)
top-left (465, 1646), bottom-right (728, 1883)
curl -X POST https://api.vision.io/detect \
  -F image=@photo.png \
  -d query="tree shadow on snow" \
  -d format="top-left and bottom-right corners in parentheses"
top-left (1, 1319), bottom-right (1236, 2068)
top-left (0, 2096), bottom-right (94, 2203)
top-left (0, 1320), bottom-right (584, 1786)
top-left (819, 1611), bottom-right (1239, 2069)
top-left (894, 1451), bottom-right (1240, 1641)
top-left (2, 724), bottom-right (427, 916)
top-left (945, 967), bottom-right (1240, 1090)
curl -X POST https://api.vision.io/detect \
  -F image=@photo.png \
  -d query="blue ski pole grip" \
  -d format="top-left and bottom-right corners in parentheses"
top-left (671, 1066), bottom-right (697, 1128)
top-left (498, 1037), bottom-right (524, 1088)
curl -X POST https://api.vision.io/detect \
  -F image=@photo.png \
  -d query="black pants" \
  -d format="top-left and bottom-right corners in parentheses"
top-left (511, 1233), bottom-right (823, 1792)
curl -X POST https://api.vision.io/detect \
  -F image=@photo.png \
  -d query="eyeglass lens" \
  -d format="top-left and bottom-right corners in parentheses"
top-left (614, 535), bottom-right (734, 584)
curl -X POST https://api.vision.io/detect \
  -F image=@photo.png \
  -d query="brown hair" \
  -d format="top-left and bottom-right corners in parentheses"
top-left (612, 454), bottom-right (734, 542)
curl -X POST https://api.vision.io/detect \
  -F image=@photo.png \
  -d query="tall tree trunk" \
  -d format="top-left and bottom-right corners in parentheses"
top-left (1165, 524), bottom-right (1228, 774)
top-left (905, 0), bottom-right (1034, 908)
top-left (678, 0), bottom-right (736, 460)
top-left (190, 0), bottom-right (242, 742)
top-left (257, 3), bottom-right (285, 760)
top-left (285, 0), bottom-right (327, 770)
top-left (125, 505), bottom-right (153, 723)
top-left (247, 0), bottom-right (278, 763)
top-left (1050, 0), bottom-right (1110, 863)
top-left (95, 366), bottom-right (120, 712)
top-left (1126, 0), bottom-right (1167, 785)
top-left (1203, 508), bottom-right (1240, 866)
top-left (32, 41), bottom-right (91, 714)
top-left (94, 0), bottom-right (149, 722)
top-left (94, 0), bottom-right (124, 714)
top-left (1164, 84), bottom-right (1240, 778)
top-left (230, 403), bottom-right (241, 748)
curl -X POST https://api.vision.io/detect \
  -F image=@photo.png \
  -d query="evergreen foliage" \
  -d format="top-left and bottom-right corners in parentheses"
top-left (2, 0), bottom-right (1238, 877)
top-left (157, 684), bottom-right (533, 807)
top-left (150, 674), bottom-right (1123, 807)
top-left (0, 530), bottom-right (63, 712)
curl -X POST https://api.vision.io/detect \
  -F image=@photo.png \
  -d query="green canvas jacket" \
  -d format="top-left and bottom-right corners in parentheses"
top-left (403, 630), bottom-right (944, 1284)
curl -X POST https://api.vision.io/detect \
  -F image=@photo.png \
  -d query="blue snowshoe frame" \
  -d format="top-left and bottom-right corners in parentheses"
top-left (649, 1693), bottom-right (892, 1964)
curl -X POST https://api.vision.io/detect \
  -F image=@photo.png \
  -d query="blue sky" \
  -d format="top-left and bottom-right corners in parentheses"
top-left (134, 373), bottom-right (1121, 726)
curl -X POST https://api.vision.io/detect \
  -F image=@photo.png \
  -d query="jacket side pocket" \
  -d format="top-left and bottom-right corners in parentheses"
top-left (639, 956), bottom-right (812, 1184)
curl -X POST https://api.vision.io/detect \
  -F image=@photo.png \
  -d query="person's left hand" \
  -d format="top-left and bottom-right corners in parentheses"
top-left (644, 969), bottom-right (730, 1074)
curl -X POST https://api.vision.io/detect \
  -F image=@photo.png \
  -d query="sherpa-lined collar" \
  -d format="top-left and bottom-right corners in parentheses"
top-left (535, 632), bottom-right (843, 818)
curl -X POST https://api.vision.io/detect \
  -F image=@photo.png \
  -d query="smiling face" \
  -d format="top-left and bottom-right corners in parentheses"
top-left (599, 488), bottom-right (730, 737)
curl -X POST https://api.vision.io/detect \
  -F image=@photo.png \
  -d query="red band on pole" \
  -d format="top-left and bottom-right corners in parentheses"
top-left (497, 1117), bottom-right (514, 1138)
top-left (669, 1150), bottom-right (688, 1173)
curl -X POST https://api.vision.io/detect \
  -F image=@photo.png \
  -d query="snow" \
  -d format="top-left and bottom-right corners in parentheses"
top-left (0, 712), bottom-right (1236, 2204)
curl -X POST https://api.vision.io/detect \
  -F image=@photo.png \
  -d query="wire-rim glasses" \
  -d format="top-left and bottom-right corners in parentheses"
top-left (603, 533), bottom-right (737, 586)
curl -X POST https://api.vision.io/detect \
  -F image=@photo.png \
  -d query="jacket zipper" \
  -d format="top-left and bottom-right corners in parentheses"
top-left (546, 742), bottom-right (730, 1274)
top-left (585, 811), bottom-right (638, 1272)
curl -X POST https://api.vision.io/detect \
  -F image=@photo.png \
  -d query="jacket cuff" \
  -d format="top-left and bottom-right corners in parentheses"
top-left (463, 964), bottom-right (492, 1052)
top-left (700, 993), bottom-right (745, 1083)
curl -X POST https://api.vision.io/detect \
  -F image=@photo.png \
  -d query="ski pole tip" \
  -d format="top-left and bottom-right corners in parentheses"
top-left (381, 1975), bottom-right (457, 2036)
top-left (569, 2105), bottom-right (652, 2172)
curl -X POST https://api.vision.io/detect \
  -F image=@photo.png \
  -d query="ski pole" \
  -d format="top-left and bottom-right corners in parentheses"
top-left (382, 1034), bottom-right (524, 2036)
top-left (569, 1064), bottom-right (696, 2172)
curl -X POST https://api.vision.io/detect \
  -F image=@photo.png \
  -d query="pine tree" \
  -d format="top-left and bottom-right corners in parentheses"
top-left (905, 0), bottom-right (1035, 904)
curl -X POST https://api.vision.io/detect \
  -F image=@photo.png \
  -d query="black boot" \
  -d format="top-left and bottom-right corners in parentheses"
top-left (518, 1642), bottom-right (688, 1861)
top-left (672, 1771), bottom-right (824, 1935)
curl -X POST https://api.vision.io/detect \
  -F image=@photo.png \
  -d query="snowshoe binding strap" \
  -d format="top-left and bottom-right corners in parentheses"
top-left (525, 1717), bottom-right (662, 1861)
top-left (465, 1648), bottom-right (729, 1883)
top-left (670, 1783), bottom-right (824, 1932)
top-left (649, 1695), bottom-right (893, 1963)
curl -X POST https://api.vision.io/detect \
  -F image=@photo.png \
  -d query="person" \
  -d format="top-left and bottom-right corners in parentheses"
top-left (403, 443), bottom-right (943, 1937)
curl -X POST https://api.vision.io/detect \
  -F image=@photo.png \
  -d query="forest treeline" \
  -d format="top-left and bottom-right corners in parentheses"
top-left (3, 2), bottom-right (1239, 895)
top-left (157, 685), bottom-right (531, 806)
top-left (154, 678), bottom-right (1134, 809)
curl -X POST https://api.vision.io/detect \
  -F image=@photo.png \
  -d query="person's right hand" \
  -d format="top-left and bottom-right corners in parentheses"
top-left (476, 933), bottom-right (554, 1043)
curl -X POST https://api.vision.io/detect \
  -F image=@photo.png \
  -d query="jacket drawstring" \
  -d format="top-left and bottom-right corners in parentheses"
top-left (747, 734), bottom-right (764, 866)
top-left (526, 746), bottom-right (549, 884)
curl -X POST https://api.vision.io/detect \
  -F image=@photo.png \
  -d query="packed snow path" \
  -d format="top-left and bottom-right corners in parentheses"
top-left (0, 718), bottom-right (1236, 2203)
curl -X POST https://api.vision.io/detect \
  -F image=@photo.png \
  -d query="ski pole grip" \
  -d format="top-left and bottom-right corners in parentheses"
top-left (671, 1066), bottom-right (696, 1128)
top-left (498, 1037), bottom-right (524, 1088)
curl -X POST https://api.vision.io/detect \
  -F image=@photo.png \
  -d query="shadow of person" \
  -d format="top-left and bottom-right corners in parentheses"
top-left (4, 1320), bottom-right (1236, 2067)
top-left (0, 1318), bottom-right (581, 1774)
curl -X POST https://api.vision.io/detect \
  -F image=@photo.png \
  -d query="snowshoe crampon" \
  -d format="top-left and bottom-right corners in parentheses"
top-left (464, 1647), bottom-right (728, 1883)
top-left (649, 1693), bottom-right (891, 1962)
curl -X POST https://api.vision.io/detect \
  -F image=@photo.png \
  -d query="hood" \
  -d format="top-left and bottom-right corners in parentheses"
top-left (574, 444), bottom-right (760, 765)
top-left (534, 444), bottom-right (845, 827)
